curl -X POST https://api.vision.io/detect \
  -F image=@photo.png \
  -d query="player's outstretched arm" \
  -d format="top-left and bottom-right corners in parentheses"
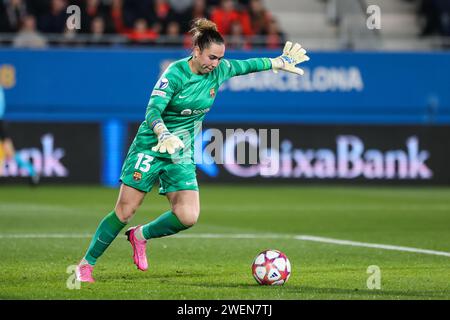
top-left (151, 120), bottom-right (185, 155)
top-left (270, 41), bottom-right (310, 76)
top-left (220, 41), bottom-right (309, 82)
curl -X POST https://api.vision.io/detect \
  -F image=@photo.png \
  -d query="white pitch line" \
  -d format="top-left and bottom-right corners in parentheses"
top-left (0, 233), bottom-right (92, 239)
top-left (294, 235), bottom-right (450, 258)
top-left (0, 233), bottom-right (449, 258)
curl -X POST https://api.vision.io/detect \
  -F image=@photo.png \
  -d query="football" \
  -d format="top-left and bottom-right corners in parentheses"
top-left (251, 249), bottom-right (291, 285)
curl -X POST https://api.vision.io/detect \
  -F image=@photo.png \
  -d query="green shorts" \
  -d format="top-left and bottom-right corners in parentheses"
top-left (120, 143), bottom-right (199, 195)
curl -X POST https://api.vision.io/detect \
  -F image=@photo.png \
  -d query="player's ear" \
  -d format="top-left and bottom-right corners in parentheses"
top-left (193, 46), bottom-right (201, 59)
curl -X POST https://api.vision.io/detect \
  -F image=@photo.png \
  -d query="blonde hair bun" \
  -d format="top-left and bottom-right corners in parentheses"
top-left (191, 18), bottom-right (218, 34)
top-left (189, 18), bottom-right (224, 50)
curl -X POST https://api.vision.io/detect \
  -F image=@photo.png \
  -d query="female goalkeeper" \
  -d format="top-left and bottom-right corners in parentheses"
top-left (76, 18), bottom-right (309, 283)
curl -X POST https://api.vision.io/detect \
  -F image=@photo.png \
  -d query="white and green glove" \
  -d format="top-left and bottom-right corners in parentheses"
top-left (151, 122), bottom-right (185, 155)
top-left (270, 41), bottom-right (310, 75)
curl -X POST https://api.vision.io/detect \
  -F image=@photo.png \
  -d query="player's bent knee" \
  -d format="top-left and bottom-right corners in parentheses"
top-left (114, 203), bottom-right (138, 223)
top-left (180, 215), bottom-right (199, 227)
top-left (173, 206), bottom-right (200, 227)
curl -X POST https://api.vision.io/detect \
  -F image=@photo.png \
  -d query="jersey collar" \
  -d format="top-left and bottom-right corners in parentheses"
top-left (184, 56), bottom-right (206, 80)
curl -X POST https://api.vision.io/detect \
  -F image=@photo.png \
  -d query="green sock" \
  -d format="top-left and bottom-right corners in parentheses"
top-left (83, 211), bottom-right (127, 265)
top-left (142, 211), bottom-right (190, 240)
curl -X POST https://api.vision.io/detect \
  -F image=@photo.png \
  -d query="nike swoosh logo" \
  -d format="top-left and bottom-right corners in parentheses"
top-left (186, 181), bottom-right (196, 185)
top-left (179, 95), bottom-right (188, 99)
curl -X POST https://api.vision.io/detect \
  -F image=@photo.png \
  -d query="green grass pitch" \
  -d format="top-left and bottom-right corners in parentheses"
top-left (0, 184), bottom-right (449, 300)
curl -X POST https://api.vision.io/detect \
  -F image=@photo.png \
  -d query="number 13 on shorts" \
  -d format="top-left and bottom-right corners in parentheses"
top-left (134, 153), bottom-right (154, 173)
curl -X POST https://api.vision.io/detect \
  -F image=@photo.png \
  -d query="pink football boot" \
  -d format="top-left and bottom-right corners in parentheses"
top-left (125, 226), bottom-right (148, 271)
top-left (75, 263), bottom-right (95, 283)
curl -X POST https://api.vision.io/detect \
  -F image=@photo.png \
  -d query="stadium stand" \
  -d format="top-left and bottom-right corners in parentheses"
top-left (0, 0), bottom-right (449, 49)
top-left (0, 0), bottom-right (286, 48)
top-left (264, 0), bottom-right (450, 50)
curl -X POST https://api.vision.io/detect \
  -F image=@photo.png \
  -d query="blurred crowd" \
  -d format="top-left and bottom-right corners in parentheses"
top-left (0, 0), bottom-right (285, 49)
top-left (417, 0), bottom-right (450, 37)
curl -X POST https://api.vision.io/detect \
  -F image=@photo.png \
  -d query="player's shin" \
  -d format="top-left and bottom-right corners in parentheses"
top-left (83, 210), bottom-right (127, 265)
top-left (140, 211), bottom-right (190, 240)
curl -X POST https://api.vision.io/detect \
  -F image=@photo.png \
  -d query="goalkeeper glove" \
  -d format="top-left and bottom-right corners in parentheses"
top-left (270, 41), bottom-right (310, 76)
top-left (151, 122), bottom-right (185, 155)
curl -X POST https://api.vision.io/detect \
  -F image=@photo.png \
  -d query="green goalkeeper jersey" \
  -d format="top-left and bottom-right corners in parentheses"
top-left (131, 56), bottom-right (272, 161)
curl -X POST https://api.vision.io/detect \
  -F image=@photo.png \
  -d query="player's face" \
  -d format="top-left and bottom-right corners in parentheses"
top-left (196, 43), bottom-right (225, 74)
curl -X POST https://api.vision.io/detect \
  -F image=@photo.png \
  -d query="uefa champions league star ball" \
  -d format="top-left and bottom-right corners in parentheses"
top-left (251, 249), bottom-right (291, 285)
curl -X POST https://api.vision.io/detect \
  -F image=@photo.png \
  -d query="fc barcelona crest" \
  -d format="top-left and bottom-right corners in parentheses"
top-left (210, 88), bottom-right (215, 98)
top-left (133, 171), bottom-right (142, 181)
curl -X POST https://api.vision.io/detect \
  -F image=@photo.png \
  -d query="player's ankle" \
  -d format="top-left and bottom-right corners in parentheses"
top-left (80, 258), bottom-right (94, 266)
top-left (134, 226), bottom-right (146, 241)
